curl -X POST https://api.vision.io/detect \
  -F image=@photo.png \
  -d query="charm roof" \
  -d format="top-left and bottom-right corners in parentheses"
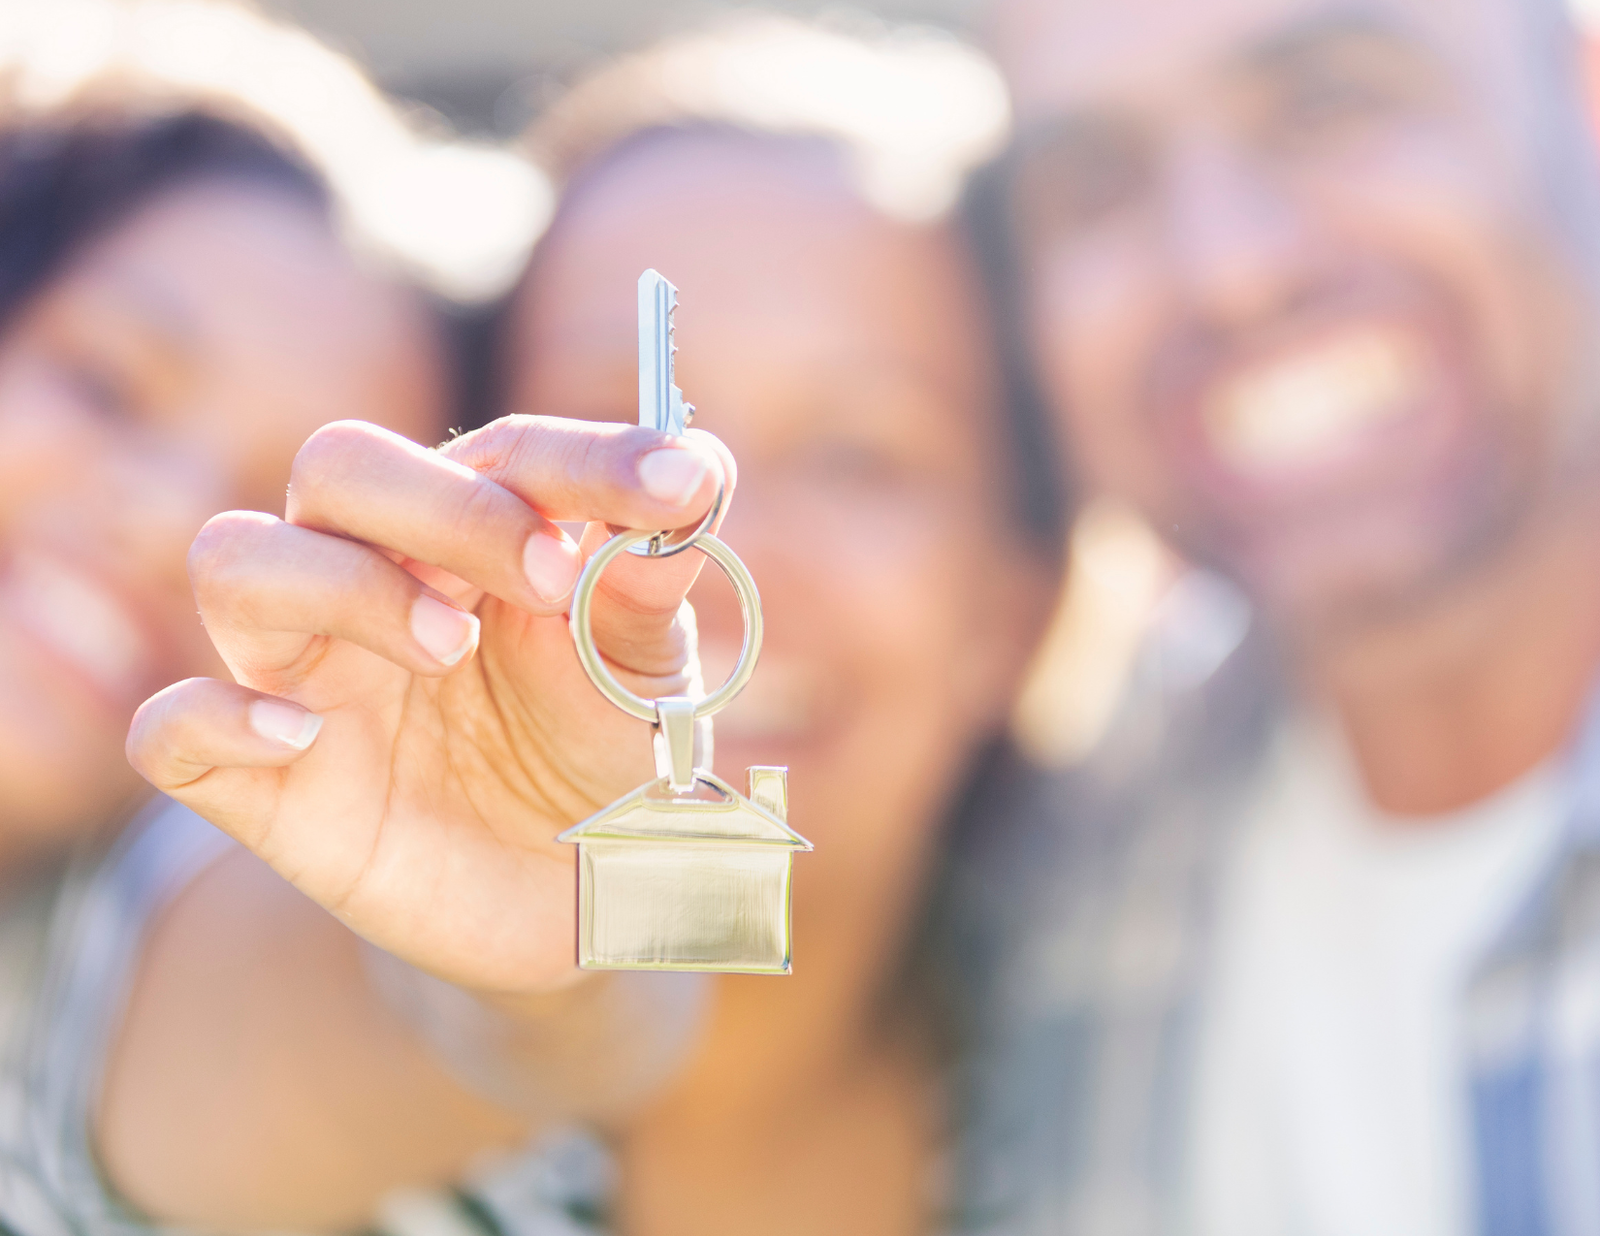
top-left (556, 770), bottom-right (812, 848)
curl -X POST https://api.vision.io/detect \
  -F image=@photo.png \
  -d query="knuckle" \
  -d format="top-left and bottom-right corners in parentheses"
top-left (503, 416), bottom-right (567, 482)
top-left (594, 599), bottom-right (694, 680)
top-left (442, 414), bottom-right (535, 482)
top-left (438, 478), bottom-right (508, 560)
top-left (562, 420), bottom-right (637, 511)
top-left (451, 416), bottom-right (639, 515)
top-left (344, 550), bottom-right (411, 621)
top-left (288, 420), bottom-right (380, 506)
top-left (568, 429), bottom-right (610, 496)
top-left (187, 512), bottom-right (275, 599)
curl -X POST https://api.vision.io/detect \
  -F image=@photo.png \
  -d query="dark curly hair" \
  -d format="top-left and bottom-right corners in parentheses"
top-left (0, 106), bottom-right (328, 335)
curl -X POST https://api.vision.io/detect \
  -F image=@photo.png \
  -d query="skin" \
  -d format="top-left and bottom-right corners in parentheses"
top-left (106, 131), bottom-right (1051, 1233)
top-left (509, 132), bottom-right (1052, 1236)
top-left (0, 179), bottom-right (441, 874)
top-left (996, 0), bottom-right (1600, 813)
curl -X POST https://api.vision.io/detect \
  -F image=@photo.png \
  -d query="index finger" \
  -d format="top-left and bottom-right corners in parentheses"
top-left (283, 418), bottom-right (734, 624)
top-left (441, 418), bottom-right (738, 627)
top-left (440, 417), bottom-right (737, 530)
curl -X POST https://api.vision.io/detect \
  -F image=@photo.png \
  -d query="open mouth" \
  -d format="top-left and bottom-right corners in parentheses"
top-left (0, 551), bottom-right (153, 705)
top-left (702, 645), bottom-right (824, 746)
top-left (1201, 326), bottom-right (1426, 477)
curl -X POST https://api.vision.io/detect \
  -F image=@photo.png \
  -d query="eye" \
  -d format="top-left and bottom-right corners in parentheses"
top-left (24, 300), bottom-right (164, 424)
top-left (1283, 67), bottom-right (1403, 129)
top-left (1014, 121), bottom-right (1153, 238)
top-left (56, 357), bottom-right (136, 420)
top-left (790, 439), bottom-right (908, 490)
top-left (1255, 39), bottom-right (1433, 154)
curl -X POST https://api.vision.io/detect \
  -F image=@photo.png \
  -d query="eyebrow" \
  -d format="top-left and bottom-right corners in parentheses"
top-left (1009, 7), bottom-right (1428, 158)
top-left (1234, 7), bottom-right (1424, 77)
top-left (97, 270), bottom-right (204, 362)
top-left (1011, 111), bottom-right (1140, 168)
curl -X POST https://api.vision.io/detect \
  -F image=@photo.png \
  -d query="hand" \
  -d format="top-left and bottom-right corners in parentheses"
top-left (126, 416), bottom-right (734, 993)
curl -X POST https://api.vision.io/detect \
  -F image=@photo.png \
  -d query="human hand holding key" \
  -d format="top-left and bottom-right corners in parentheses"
top-left (126, 275), bottom-right (737, 996)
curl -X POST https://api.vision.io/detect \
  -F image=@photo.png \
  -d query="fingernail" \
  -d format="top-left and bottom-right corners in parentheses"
top-left (639, 447), bottom-right (709, 507)
top-left (411, 594), bottom-right (479, 667)
top-left (524, 531), bottom-right (582, 605)
top-left (249, 699), bottom-right (323, 750)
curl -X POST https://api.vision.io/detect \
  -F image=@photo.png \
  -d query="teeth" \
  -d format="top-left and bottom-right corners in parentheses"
top-left (2, 553), bottom-right (150, 697)
top-left (1204, 329), bottom-right (1421, 472)
top-left (706, 647), bottom-right (819, 742)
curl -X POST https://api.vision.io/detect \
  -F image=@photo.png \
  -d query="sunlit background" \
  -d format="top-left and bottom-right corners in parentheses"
top-left (267, 0), bottom-right (983, 136)
top-left (252, 0), bottom-right (1600, 766)
top-left (9, 0), bottom-right (1592, 767)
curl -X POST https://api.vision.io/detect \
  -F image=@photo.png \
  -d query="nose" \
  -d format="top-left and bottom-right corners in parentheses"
top-left (0, 393), bottom-right (102, 532)
top-left (1159, 131), bottom-right (1320, 330)
top-left (689, 481), bottom-right (795, 642)
top-left (692, 494), bottom-right (757, 636)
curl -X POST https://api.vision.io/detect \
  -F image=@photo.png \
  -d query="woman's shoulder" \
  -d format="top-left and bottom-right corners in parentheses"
top-left (0, 802), bottom-right (618, 1236)
top-left (0, 799), bottom-right (236, 1235)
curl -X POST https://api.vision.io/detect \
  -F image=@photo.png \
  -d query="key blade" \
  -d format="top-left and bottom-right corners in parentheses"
top-left (638, 269), bottom-right (691, 436)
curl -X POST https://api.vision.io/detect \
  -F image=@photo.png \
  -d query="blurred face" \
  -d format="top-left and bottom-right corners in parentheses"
top-left (998, 0), bottom-right (1595, 637)
top-left (509, 133), bottom-right (1051, 920)
top-left (0, 180), bottom-right (443, 864)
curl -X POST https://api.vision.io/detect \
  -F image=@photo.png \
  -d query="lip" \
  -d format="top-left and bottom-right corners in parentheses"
top-left (0, 549), bottom-right (166, 718)
top-left (703, 647), bottom-right (826, 742)
top-left (1202, 325), bottom-right (1425, 475)
top-left (695, 642), bottom-right (849, 775)
top-left (1156, 310), bottom-right (1470, 514)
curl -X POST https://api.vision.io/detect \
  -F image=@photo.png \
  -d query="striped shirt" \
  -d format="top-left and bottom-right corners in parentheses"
top-left (0, 801), bottom-right (603, 1236)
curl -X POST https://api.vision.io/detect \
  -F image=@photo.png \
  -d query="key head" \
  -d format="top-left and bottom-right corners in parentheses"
top-left (638, 268), bottom-right (693, 436)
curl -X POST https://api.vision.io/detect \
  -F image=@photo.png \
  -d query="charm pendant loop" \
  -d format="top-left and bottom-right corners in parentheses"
top-left (569, 529), bottom-right (763, 723)
top-left (654, 697), bottom-right (697, 792)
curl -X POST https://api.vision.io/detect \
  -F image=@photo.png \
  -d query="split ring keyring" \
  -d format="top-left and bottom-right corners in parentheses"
top-left (626, 454), bottom-right (727, 558)
top-left (570, 528), bottom-right (763, 724)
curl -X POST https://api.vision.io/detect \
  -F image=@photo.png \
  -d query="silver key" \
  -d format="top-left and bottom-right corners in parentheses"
top-left (638, 269), bottom-right (694, 436)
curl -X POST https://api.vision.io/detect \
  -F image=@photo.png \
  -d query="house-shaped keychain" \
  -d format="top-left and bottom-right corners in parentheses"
top-left (559, 272), bottom-right (813, 976)
top-left (557, 760), bottom-right (812, 974)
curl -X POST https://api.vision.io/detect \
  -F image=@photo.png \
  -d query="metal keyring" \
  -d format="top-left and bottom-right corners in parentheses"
top-left (570, 528), bottom-right (762, 723)
top-left (626, 453), bottom-right (727, 558)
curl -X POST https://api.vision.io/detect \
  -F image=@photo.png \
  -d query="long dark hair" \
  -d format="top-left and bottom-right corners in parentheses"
top-left (960, 151), bottom-right (1073, 553)
top-left (0, 106), bottom-right (328, 334)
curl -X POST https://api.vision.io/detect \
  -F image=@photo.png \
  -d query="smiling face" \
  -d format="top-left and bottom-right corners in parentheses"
top-left (998, 0), bottom-right (1598, 638)
top-left (507, 131), bottom-right (1052, 931)
top-left (0, 180), bottom-right (443, 864)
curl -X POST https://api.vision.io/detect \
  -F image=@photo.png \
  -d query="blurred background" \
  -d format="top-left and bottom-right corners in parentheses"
top-left (133, 0), bottom-right (1600, 765)
top-left (12, 0), bottom-right (1597, 771)
top-left (2, 1), bottom-right (1599, 1230)
top-left (233, 0), bottom-right (1168, 765)
top-left (266, 0), bottom-right (985, 138)
top-left (266, 0), bottom-right (1600, 137)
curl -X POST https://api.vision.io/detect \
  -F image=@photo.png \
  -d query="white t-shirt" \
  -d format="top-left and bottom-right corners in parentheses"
top-left (1184, 717), bottom-right (1568, 1236)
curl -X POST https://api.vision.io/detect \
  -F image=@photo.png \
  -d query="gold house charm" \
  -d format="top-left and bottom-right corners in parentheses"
top-left (557, 765), bottom-right (812, 974)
